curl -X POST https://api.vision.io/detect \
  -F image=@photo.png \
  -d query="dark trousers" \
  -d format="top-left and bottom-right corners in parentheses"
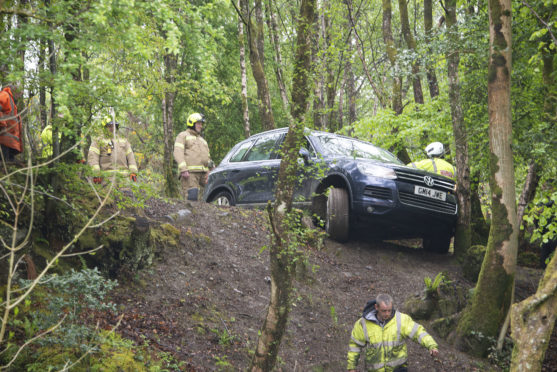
top-left (394, 366), bottom-right (408, 372)
top-left (1, 145), bottom-right (17, 161)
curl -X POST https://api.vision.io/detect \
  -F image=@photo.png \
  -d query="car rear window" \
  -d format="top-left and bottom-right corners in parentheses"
top-left (313, 134), bottom-right (402, 164)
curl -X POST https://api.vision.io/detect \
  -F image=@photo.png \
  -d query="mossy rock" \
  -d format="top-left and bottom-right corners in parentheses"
top-left (431, 312), bottom-right (461, 339)
top-left (461, 245), bottom-right (487, 282)
top-left (403, 293), bottom-right (437, 320)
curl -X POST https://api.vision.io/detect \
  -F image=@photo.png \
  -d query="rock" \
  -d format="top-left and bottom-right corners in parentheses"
top-left (175, 209), bottom-right (192, 222)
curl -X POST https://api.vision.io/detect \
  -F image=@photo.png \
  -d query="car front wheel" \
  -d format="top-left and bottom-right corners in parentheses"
top-left (326, 187), bottom-right (349, 242)
top-left (210, 190), bottom-right (234, 206)
top-left (423, 232), bottom-right (451, 254)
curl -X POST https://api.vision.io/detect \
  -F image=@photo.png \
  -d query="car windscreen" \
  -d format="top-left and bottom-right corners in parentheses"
top-left (312, 134), bottom-right (403, 164)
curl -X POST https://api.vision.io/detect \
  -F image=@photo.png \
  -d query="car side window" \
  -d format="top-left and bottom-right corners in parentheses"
top-left (244, 133), bottom-right (282, 161)
top-left (229, 140), bottom-right (254, 162)
top-left (274, 136), bottom-right (316, 159)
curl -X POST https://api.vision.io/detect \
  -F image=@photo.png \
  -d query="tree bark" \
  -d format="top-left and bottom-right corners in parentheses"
top-left (265, 0), bottom-right (290, 121)
top-left (445, 0), bottom-right (471, 256)
top-left (382, 0), bottom-right (402, 115)
top-left (242, 0), bottom-right (275, 130)
top-left (398, 0), bottom-right (423, 104)
top-left (238, 0), bottom-right (251, 138)
top-left (250, 0), bottom-right (316, 370)
top-left (510, 252), bottom-right (557, 371)
top-left (162, 54), bottom-right (180, 198)
top-left (453, 0), bottom-right (516, 356)
top-left (424, 0), bottom-right (439, 98)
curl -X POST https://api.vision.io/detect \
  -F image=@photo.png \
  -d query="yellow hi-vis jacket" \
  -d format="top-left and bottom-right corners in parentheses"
top-left (347, 310), bottom-right (438, 371)
top-left (87, 135), bottom-right (138, 175)
top-left (173, 128), bottom-right (213, 173)
top-left (407, 158), bottom-right (456, 180)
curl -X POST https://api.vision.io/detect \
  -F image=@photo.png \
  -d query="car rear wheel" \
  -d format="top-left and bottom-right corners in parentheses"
top-left (423, 232), bottom-right (451, 254)
top-left (326, 187), bottom-right (349, 242)
top-left (211, 190), bottom-right (234, 206)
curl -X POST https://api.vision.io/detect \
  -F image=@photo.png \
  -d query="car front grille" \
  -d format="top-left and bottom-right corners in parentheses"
top-left (363, 186), bottom-right (392, 200)
top-left (394, 169), bottom-right (455, 192)
top-left (398, 191), bottom-right (457, 214)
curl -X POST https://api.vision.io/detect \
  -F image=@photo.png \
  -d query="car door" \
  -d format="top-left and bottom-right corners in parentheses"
top-left (231, 132), bottom-right (283, 205)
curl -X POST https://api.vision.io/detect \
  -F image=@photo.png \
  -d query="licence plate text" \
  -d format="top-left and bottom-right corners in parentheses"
top-left (414, 186), bottom-right (446, 201)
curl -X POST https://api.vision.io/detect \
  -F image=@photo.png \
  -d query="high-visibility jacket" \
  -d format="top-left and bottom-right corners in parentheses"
top-left (40, 125), bottom-right (55, 157)
top-left (347, 310), bottom-right (438, 371)
top-left (87, 135), bottom-right (138, 175)
top-left (173, 128), bottom-right (213, 173)
top-left (407, 158), bottom-right (456, 180)
top-left (0, 87), bottom-right (22, 153)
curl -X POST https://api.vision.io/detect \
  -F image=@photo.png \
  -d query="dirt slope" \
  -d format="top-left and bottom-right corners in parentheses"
top-left (108, 198), bottom-right (548, 371)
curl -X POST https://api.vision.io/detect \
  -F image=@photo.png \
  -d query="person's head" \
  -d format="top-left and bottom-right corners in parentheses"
top-left (374, 294), bottom-right (394, 321)
top-left (425, 142), bottom-right (445, 158)
top-left (104, 120), bottom-right (119, 135)
top-left (187, 113), bottom-right (205, 133)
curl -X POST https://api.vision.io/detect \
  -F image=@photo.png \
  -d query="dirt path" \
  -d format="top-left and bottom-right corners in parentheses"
top-left (108, 199), bottom-right (547, 371)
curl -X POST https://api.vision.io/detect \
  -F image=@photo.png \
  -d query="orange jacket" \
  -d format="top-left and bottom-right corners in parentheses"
top-left (0, 87), bottom-right (22, 153)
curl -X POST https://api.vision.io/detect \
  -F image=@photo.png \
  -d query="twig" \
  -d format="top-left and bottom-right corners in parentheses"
top-left (60, 244), bottom-right (104, 257)
top-left (521, 0), bottom-right (557, 46)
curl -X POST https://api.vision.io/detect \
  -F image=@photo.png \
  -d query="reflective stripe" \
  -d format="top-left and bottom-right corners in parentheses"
top-left (430, 158), bottom-right (438, 173)
top-left (396, 312), bottom-right (401, 342)
top-left (370, 361), bottom-right (385, 370)
top-left (360, 318), bottom-right (369, 344)
top-left (129, 165), bottom-right (138, 172)
top-left (1, 132), bottom-right (20, 141)
top-left (381, 340), bottom-right (404, 348)
top-left (418, 332), bottom-right (429, 343)
top-left (411, 162), bottom-right (417, 168)
top-left (90, 146), bottom-right (100, 155)
top-left (385, 357), bottom-right (407, 367)
top-left (185, 135), bottom-right (197, 140)
top-left (409, 322), bottom-right (420, 339)
top-left (126, 149), bottom-right (133, 155)
top-left (348, 346), bottom-right (361, 353)
top-left (351, 336), bottom-right (365, 347)
top-left (92, 165), bottom-right (100, 171)
top-left (187, 165), bottom-right (209, 172)
top-left (178, 161), bottom-right (187, 168)
top-left (174, 142), bottom-right (184, 149)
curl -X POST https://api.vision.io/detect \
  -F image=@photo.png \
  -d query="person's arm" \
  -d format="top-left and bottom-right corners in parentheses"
top-left (173, 132), bottom-right (189, 178)
top-left (347, 319), bottom-right (366, 370)
top-left (401, 314), bottom-right (439, 355)
top-left (87, 139), bottom-right (101, 171)
top-left (125, 141), bottom-right (138, 174)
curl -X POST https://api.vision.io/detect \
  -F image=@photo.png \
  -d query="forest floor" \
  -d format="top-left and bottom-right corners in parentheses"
top-left (102, 198), bottom-right (554, 371)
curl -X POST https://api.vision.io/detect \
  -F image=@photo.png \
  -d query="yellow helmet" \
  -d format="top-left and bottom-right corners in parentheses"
top-left (187, 113), bottom-right (205, 128)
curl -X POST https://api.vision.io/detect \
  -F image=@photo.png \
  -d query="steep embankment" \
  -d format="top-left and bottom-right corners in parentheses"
top-left (107, 198), bottom-right (545, 371)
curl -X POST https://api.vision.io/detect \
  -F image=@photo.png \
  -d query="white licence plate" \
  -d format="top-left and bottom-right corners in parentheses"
top-left (414, 186), bottom-right (446, 201)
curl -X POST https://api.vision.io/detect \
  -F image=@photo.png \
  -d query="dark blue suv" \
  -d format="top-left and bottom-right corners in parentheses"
top-left (204, 128), bottom-right (457, 253)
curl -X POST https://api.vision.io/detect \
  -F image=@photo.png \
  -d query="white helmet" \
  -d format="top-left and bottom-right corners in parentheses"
top-left (425, 142), bottom-right (444, 157)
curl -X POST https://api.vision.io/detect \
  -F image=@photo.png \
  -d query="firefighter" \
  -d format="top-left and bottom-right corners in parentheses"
top-left (87, 120), bottom-right (138, 184)
top-left (347, 294), bottom-right (439, 372)
top-left (407, 142), bottom-right (456, 180)
top-left (0, 83), bottom-right (23, 162)
top-left (173, 113), bottom-right (214, 201)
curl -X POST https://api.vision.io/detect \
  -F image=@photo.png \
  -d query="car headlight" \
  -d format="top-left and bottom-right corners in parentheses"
top-left (356, 163), bottom-right (397, 179)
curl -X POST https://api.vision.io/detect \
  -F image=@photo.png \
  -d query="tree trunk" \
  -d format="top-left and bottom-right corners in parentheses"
top-left (265, 0), bottom-right (289, 121)
top-left (238, 0), bottom-right (251, 138)
top-left (517, 160), bottom-right (540, 248)
top-left (424, 0), bottom-right (439, 98)
top-left (382, 0), bottom-right (402, 115)
top-left (470, 170), bottom-right (489, 246)
top-left (242, 0), bottom-right (275, 130)
top-left (250, 0), bottom-right (315, 370)
top-left (453, 0), bottom-right (516, 356)
top-left (312, 5), bottom-right (325, 129)
top-left (445, 0), bottom-right (471, 256)
top-left (162, 54), bottom-right (180, 198)
top-left (398, 0), bottom-right (424, 104)
top-left (345, 36), bottom-right (356, 128)
top-left (510, 252), bottom-right (557, 371)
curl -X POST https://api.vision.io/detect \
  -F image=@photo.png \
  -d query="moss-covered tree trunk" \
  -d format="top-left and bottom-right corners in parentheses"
top-left (249, 0), bottom-right (315, 370)
top-left (162, 54), bottom-right (180, 198)
top-left (398, 0), bottom-right (423, 104)
top-left (445, 0), bottom-right (471, 256)
top-left (453, 0), bottom-right (516, 356)
top-left (510, 252), bottom-right (557, 371)
top-left (237, 0), bottom-right (250, 138)
top-left (424, 0), bottom-right (439, 99)
top-left (241, 0), bottom-right (275, 130)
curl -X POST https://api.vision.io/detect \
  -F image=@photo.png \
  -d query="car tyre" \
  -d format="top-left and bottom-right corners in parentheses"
top-left (423, 232), bottom-right (451, 254)
top-left (211, 190), bottom-right (234, 206)
top-left (326, 188), bottom-right (349, 242)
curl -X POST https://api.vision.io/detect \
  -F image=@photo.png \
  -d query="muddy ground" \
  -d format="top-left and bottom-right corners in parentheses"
top-left (107, 198), bottom-right (554, 371)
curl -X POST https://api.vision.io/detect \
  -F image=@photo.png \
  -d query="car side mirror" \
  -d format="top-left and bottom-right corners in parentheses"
top-left (299, 147), bottom-right (311, 165)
